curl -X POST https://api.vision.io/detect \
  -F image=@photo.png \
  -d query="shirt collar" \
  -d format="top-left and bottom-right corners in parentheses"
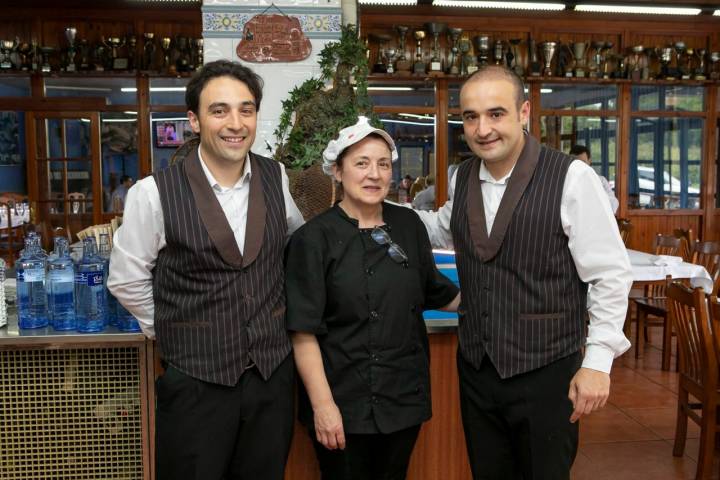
top-left (196, 147), bottom-right (251, 192)
top-left (479, 160), bottom-right (514, 185)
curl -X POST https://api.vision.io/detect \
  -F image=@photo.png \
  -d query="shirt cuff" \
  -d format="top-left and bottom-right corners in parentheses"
top-left (581, 344), bottom-right (616, 374)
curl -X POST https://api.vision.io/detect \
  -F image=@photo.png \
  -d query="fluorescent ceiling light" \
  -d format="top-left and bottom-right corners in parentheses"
top-left (714, 9), bottom-right (720, 15)
top-left (366, 86), bottom-right (414, 91)
top-left (120, 87), bottom-right (187, 92)
top-left (380, 118), bottom-right (434, 127)
top-left (102, 119), bottom-right (137, 123)
top-left (434, 0), bottom-right (565, 10)
top-left (123, 111), bottom-right (138, 115)
top-left (399, 113), bottom-right (434, 119)
top-left (45, 85), bottom-right (113, 92)
top-left (359, 0), bottom-right (417, 4)
top-left (151, 117), bottom-right (189, 122)
top-left (575, 4), bottom-right (701, 14)
top-left (540, 88), bottom-right (553, 93)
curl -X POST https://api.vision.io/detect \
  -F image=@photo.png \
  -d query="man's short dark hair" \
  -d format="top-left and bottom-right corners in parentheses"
top-left (185, 60), bottom-right (264, 115)
top-left (120, 175), bottom-right (132, 183)
top-left (569, 144), bottom-right (591, 158)
top-left (462, 64), bottom-right (527, 109)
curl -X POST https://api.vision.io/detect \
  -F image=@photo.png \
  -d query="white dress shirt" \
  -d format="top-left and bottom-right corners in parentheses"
top-left (415, 157), bottom-right (632, 374)
top-left (597, 174), bottom-right (619, 214)
top-left (108, 149), bottom-right (305, 339)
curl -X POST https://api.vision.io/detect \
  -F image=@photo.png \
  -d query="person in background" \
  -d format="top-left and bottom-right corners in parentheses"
top-left (415, 65), bottom-right (631, 479)
top-left (108, 60), bottom-right (304, 480)
top-left (164, 122), bottom-right (177, 142)
top-left (286, 116), bottom-right (460, 480)
top-left (110, 175), bottom-right (133, 213)
top-left (569, 144), bottom-right (619, 214)
top-left (411, 174), bottom-right (436, 211)
top-left (398, 174), bottom-right (413, 203)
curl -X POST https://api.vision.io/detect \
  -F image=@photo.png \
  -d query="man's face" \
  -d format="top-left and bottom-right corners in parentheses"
top-left (187, 75), bottom-right (257, 165)
top-left (460, 77), bottom-right (530, 170)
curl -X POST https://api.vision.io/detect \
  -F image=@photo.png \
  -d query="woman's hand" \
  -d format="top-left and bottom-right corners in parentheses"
top-left (314, 402), bottom-right (346, 450)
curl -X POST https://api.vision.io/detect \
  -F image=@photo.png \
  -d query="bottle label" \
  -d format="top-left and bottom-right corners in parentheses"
top-left (19, 268), bottom-right (44, 283)
top-left (75, 272), bottom-right (104, 287)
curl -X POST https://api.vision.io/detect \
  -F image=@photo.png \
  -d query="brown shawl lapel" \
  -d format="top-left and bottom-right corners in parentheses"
top-left (183, 148), bottom-right (266, 268)
top-left (466, 135), bottom-right (541, 262)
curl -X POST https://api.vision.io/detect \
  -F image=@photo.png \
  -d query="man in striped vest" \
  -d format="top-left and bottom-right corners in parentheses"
top-left (109, 60), bottom-right (304, 480)
top-left (417, 65), bottom-right (632, 479)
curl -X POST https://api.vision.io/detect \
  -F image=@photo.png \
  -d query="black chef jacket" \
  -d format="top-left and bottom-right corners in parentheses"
top-left (285, 202), bottom-right (459, 434)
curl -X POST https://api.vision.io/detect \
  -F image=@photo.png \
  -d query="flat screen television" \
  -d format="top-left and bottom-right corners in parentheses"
top-left (155, 120), bottom-right (193, 148)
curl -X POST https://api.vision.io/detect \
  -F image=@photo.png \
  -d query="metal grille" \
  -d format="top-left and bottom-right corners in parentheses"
top-left (0, 347), bottom-right (144, 479)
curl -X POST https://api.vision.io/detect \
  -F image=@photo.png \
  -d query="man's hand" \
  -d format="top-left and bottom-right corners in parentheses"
top-left (313, 402), bottom-right (346, 450)
top-left (568, 367), bottom-right (610, 423)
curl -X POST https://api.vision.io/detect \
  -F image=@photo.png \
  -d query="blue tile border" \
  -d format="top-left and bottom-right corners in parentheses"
top-left (202, 6), bottom-right (343, 38)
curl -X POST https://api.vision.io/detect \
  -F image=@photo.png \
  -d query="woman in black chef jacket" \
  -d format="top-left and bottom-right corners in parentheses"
top-left (285, 116), bottom-right (460, 480)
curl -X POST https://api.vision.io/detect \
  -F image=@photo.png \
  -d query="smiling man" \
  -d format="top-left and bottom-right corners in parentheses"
top-left (416, 65), bottom-right (632, 479)
top-left (108, 60), bottom-right (304, 480)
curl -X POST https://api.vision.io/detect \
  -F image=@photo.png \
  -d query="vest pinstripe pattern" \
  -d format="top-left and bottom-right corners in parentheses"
top-left (153, 153), bottom-right (290, 386)
top-left (450, 145), bottom-right (587, 379)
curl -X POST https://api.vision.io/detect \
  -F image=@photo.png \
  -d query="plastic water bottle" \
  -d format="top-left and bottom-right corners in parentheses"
top-left (46, 236), bottom-right (62, 328)
top-left (98, 233), bottom-right (116, 326)
top-left (48, 237), bottom-right (76, 331)
top-left (16, 236), bottom-right (49, 329)
top-left (116, 303), bottom-right (141, 332)
top-left (75, 237), bottom-right (106, 333)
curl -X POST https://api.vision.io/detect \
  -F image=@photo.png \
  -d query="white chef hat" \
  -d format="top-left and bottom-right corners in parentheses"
top-left (321, 116), bottom-right (398, 176)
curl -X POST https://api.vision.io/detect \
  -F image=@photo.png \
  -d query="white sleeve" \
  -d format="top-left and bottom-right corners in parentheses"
top-left (414, 170), bottom-right (456, 249)
top-left (600, 175), bottom-right (620, 214)
top-left (279, 163), bottom-right (305, 236)
top-left (562, 161), bottom-right (632, 373)
top-left (108, 177), bottom-right (165, 339)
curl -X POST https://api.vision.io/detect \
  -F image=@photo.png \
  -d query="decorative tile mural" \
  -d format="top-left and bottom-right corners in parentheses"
top-left (203, 7), bottom-right (342, 38)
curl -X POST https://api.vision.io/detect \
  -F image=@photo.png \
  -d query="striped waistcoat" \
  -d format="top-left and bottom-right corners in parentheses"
top-left (153, 149), bottom-right (290, 386)
top-left (450, 136), bottom-right (587, 379)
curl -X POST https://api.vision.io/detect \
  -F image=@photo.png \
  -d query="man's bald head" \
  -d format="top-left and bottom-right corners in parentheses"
top-left (461, 65), bottom-right (527, 110)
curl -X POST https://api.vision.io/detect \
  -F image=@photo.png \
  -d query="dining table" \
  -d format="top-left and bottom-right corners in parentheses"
top-left (627, 248), bottom-right (714, 293)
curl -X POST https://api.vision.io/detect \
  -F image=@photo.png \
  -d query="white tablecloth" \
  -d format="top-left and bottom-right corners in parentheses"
top-left (628, 248), bottom-right (714, 293)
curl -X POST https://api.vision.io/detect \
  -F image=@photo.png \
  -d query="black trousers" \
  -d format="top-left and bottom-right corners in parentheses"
top-left (311, 424), bottom-right (422, 480)
top-left (156, 355), bottom-right (295, 480)
top-left (458, 350), bottom-right (581, 480)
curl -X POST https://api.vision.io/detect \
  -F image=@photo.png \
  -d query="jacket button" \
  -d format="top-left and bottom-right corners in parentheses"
top-left (365, 268), bottom-right (374, 276)
top-left (370, 311), bottom-right (379, 321)
top-left (371, 395), bottom-right (378, 404)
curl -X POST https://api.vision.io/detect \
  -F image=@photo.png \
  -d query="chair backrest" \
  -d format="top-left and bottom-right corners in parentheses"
top-left (617, 218), bottom-right (632, 245)
top-left (692, 241), bottom-right (720, 296)
top-left (667, 282), bottom-right (717, 389)
top-left (67, 192), bottom-right (86, 214)
top-left (708, 296), bottom-right (720, 364)
top-left (654, 234), bottom-right (682, 257)
top-left (673, 228), bottom-right (696, 262)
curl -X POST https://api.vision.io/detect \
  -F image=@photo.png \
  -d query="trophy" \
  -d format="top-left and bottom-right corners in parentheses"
top-left (39, 46), bottom-right (54, 73)
top-left (541, 41), bottom-right (557, 77)
top-left (102, 36), bottom-right (128, 70)
top-left (385, 47), bottom-right (397, 74)
top-left (473, 35), bottom-right (490, 66)
top-left (160, 37), bottom-right (172, 72)
top-left (394, 25), bottom-right (411, 76)
top-left (142, 33), bottom-right (155, 70)
top-left (570, 42), bottom-right (588, 77)
top-left (77, 39), bottom-right (90, 70)
top-left (529, 37), bottom-right (541, 76)
top-left (447, 28), bottom-right (462, 75)
top-left (175, 36), bottom-right (190, 72)
top-left (413, 30), bottom-right (426, 75)
top-left (493, 40), bottom-right (504, 65)
top-left (600, 42), bottom-right (614, 78)
top-left (93, 44), bottom-right (108, 71)
top-left (509, 38), bottom-right (523, 76)
top-left (127, 35), bottom-right (137, 70)
top-left (16, 41), bottom-right (32, 70)
top-left (459, 35), bottom-right (472, 75)
top-left (64, 27), bottom-right (77, 72)
top-left (657, 46), bottom-right (673, 79)
top-left (693, 49), bottom-right (706, 80)
top-left (424, 22), bottom-right (446, 74)
top-left (0, 39), bottom-right (16, 69)
top-left (627, 45), bottom-right (645, 81)
top-left (194, 38), bottom-right (204, 70)
top-left (369, 33), bottom-right (391, 74)
top-left (710, 52), bottom-right (720, 80)
top-left (30, 39), bottom-right (39, 71)
top-left (587, 41), bottom-right (604, 78)
top-left (675, 42), bottom-right (688, 79)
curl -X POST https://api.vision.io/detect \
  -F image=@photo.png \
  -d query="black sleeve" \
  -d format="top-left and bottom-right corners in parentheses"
top-left (285, 225), bottom-right (329, 334)
top-left (416, 214), bottom-right (459, 310)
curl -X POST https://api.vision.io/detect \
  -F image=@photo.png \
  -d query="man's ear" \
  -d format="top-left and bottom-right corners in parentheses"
top-left (188, 110), bottom-right (201, 134)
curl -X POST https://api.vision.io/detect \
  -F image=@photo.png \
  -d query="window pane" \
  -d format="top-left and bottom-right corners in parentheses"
top-left (377, 113), bottom-right (435, 203)
top-left (540, 115), bottom-right (618, 188)
top-left (44, 77), bottom-right (137, 104)
top-left (631, 85), bottom-right (704, 112)
top-left (369, 83), bottom-right (434, 107)
top-left (101, 112), bottom-right (139, 214)
top-left (150, 112), bottom-right (195, 172)
top-left (0, 111), bottom-right (27, 193)
top-left (0, 77), bottom-right (31, 96)
top-left (149, 77), bottom-right (190, 105)
top-left (630, 117), bottom-right (703, 210)
top-left (541, 84), bottom-right (617, 111)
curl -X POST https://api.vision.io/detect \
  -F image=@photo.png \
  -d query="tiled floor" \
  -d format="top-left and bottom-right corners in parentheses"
top-left (571, 325), bottom-right (719, 480)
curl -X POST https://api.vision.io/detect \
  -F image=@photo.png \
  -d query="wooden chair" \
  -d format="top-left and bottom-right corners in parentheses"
top-left (673, 228), bottom-right (696, 263)
top-left (667, 282), bottom-right (718, 480)
top-left (617, 218), bottom-right (633, 246)
top-left (710, 296), bottom-right (720, 362)
top-left (633, 234), bottom-right (683, 369)
top-left (690, 241), bottom-right (720, 296)
top-left (67, 192), bottom-right (86, 214)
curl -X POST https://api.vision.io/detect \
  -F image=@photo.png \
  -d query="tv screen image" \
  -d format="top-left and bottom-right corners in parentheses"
top-left (156, 120), bottom-right (193, 148)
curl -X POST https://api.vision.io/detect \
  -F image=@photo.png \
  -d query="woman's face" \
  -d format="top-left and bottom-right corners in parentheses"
top-left (333, 136), bottom-right (393, 209)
